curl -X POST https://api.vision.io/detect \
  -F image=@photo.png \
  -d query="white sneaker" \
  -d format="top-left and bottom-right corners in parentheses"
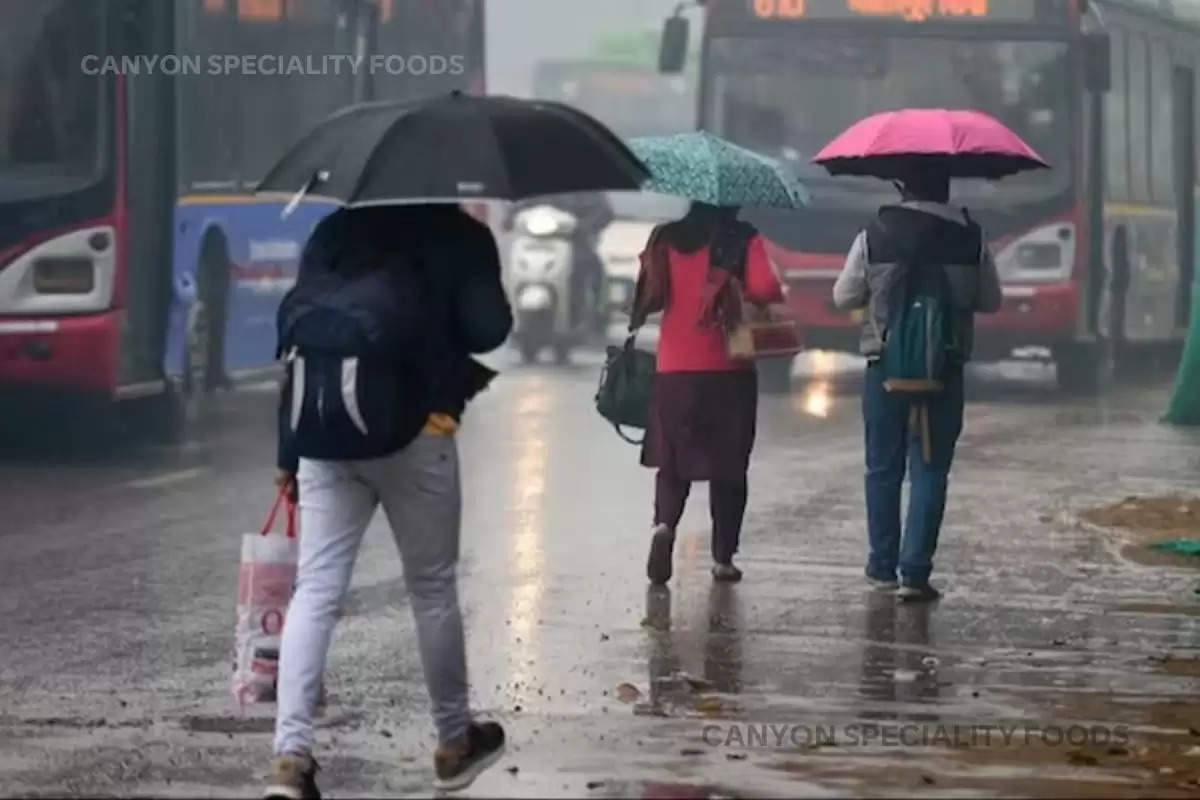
top-left (865, 574), bottom-right (899, 591)
top-left (897, 583), bottom-right (941, 602)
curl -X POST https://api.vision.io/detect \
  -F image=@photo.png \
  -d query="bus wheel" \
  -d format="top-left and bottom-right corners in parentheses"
top-left (180, 236), bottom-right (230, 424)
top-left (181, 298), bottom-right (211, 425)
top-left (138, 383), bottom-right (188, 444)
top-left (1054, 341), bottom-right (1114, 396)
top-left (518, 339), bottom-right (540, 364)
top-left (196, 235), bottom-right (231, 392)
top-left (757, 356), bottom-right (794, 395)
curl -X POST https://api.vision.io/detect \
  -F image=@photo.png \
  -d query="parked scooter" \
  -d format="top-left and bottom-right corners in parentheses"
top-left (506, 204), bottom-right (603, 364)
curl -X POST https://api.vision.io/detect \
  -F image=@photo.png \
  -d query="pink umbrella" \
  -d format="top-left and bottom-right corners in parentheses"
top-left (813, 108), bottom-right (1049, 180)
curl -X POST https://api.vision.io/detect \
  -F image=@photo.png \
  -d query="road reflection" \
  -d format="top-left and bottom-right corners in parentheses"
top-left (643, 583), bottom-right (745, 714)
top-left (858, 591), bottom-right (940, 722)
top-left (506, 382), bottom-right (549, 689)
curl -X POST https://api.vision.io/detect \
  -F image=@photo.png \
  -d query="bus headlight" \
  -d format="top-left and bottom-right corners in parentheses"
top-left (996, 223), bottom-right (1075, 282)
top-left (33, 257), bottom-right (95, 294)
top-left (1014, 242), bottom-right (1063, 270)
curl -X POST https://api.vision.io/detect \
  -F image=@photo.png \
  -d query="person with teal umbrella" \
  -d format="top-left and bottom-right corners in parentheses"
top-left (626, 131), bottom-right (805, 585)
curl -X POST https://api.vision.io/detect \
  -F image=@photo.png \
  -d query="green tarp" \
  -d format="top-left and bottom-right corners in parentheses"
top-left (1165, 225), bottom-right (1200, 424)
top-left (1148, 539), bottom-right (1200, 556)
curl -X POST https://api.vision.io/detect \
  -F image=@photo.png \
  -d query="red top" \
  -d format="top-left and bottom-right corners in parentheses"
top-left (656, 235), bottom-right (784, 373)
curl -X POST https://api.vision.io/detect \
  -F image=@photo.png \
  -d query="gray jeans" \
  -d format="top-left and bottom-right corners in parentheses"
top-left (274, 433), bottom-right (470, 755)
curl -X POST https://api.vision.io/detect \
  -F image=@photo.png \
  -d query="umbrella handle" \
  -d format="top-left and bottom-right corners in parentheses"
top-left (282, 170), bottom-right (329, 220)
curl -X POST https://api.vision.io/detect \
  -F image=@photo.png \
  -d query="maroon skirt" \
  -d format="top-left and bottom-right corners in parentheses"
top-left (640, 369), bottom-right (758, 482)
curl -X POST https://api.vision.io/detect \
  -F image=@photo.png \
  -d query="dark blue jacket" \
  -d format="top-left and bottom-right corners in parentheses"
top-left (277, 206), bottom-right (512, 471)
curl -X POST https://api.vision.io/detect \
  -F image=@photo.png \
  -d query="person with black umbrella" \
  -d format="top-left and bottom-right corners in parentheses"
top-left (258, 92), bottom-right (648, 799)
top-left (266, 204), bottom-right (511, 799)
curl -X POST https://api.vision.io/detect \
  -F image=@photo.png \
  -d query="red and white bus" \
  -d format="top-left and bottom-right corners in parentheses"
top-left (0, 0), bottom-right (485, 431)
top-left (658, 0), bottom-right (1200, 393)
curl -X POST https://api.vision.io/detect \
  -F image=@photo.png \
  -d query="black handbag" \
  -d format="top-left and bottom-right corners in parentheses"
top-left (595, 328), bottom-right (655, 445)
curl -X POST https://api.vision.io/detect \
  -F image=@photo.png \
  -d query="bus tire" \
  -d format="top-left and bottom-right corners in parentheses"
top-left (142, 384), bottom-right (188, 443)
top-left (1054, 341), bottom-right (1114, 396)
top-left (757, 356), bottom-right (794, 395)
top-left (181, 234), bottom-right (231, 423)
top-left (196, 233), bottom-right (232, 392)
top-left (519, 341), bottom-right (540, 364)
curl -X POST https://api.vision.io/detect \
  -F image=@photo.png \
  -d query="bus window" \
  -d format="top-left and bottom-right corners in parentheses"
top-left (178, 1), bottom-right (239, 191)
top-left (235, 0), bottom-right (344, 184)
top-left (1105, 28), bottom-right (1129, 201)
top-left (1127, 33), bottom-right (1151, 204)
top-left (0, 1), bottom-right (105, 188)
top-left (1150, 43), bottom-right (1175, 203)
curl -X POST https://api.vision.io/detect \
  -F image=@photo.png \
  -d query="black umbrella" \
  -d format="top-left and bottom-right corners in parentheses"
top-left (257, 91), bottom-right (649, 212)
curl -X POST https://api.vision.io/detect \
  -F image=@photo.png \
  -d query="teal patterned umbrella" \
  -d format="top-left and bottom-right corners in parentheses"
top-left (628, 131), bottom-right (809, 208)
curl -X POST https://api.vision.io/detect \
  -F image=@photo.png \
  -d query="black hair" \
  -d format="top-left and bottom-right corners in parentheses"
top-left (660, 202), bottom-right (736, 253)
top-left (899, 170), bottom-right (951, 204)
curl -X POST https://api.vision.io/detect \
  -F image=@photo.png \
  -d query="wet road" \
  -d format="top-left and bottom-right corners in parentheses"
top-left (1, 351), bottom-right (1198, 798)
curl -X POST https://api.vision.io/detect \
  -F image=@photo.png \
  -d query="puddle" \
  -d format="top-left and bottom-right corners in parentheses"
top-left (3, 716), bottom-right (151, 730)
top-left (1080, 495), bottom-right (1200, 571)
top-left (180, 715), bottom-right (274, 734)
top-left (1053, 410), bottom-right (1148, 427)
top-left (1112, 603), bottom-right (1200, 617)
top-left (180, 710), bottom-right (366, 734)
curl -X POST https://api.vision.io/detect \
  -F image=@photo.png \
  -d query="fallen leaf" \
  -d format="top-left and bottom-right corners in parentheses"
top-left (615, 683), bottom-right (641, 703)
top-left (695, 696), bottom-right (723, 713)
top-left (1067, 751), bottom-right (1098, 766)
top-left (726, 752), bottom-right (747, 761)
top-left (921, 775), bottom-right (936, 785)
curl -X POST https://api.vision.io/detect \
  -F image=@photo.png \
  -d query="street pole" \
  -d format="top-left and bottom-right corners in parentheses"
top-left (352, 0), bottom-right (378, 103)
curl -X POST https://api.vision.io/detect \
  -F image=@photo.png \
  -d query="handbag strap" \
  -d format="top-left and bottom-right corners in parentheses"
top-left (261, 489), bottom-right (297, 539)
top-left (613, 422), bottom-right (645, 446)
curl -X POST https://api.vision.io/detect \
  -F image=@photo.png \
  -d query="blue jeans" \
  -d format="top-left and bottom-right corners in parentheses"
top-left (862, 363), bottom-right (964, 587)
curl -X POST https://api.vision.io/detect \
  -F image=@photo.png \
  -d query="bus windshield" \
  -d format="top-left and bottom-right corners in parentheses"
top-left (704, 34), bottom-right (1072, 207)
top-left (0, 0), bottom-right (106, 202)
top-left (533, 63), bottom-right (696, 139)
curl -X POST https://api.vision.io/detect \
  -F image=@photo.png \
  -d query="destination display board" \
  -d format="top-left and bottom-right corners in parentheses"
top-left (715, 0), bottom-right (1067, 25)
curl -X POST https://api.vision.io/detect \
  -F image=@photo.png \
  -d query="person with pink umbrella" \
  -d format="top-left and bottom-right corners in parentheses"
top-left (816, 109), bottom-right (1046, 601)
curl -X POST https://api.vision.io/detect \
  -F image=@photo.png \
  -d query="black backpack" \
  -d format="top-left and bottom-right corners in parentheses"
top-left (276, 242), bottom-right (430, 461)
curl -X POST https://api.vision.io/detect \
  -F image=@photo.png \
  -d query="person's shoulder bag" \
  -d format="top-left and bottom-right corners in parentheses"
top-left (595, 327), bottom-right (655, 445)
top-left (596, 230), bottom-right (663, 445)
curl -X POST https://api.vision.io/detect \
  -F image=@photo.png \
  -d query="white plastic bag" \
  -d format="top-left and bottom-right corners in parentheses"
top-left (232, 491), bottom-right (298, 709)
